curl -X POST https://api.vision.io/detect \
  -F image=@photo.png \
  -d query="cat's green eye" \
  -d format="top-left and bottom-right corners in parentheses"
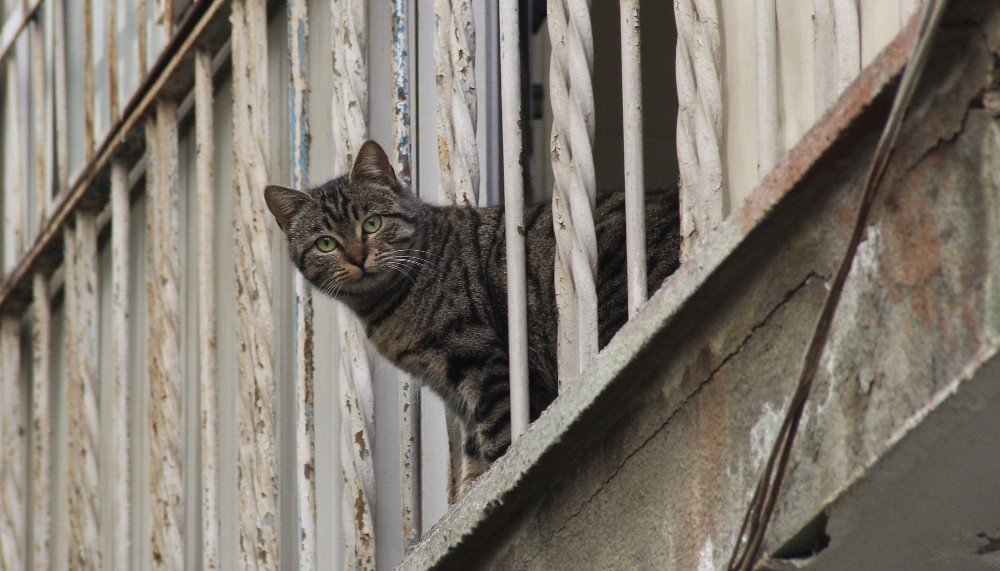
top-left (315, 236), bottom-right (338, 252)
top-left (362, 215), bottom-right (382, 234)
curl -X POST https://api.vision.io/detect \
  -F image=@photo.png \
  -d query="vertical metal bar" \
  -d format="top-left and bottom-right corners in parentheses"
top-left (3, 52), bottom-right (25, 272)
top-left (158, 0), bottom-right (174, 38)
top-left (435, 0), bottom-right (479, 205)
top-left (231, 0), bottom-right (279, 567)
top-left (30, 14), bottom-right (47, 226)
top-left (83, 0), bottom-right (95, 159)
top-left (392, 0), bottom-right (422, 550)
top-left (812, 0), bottom-right (861, 113)
top-left (67, 212), bottom-right (101, 568)
top-left (755, 0), bottom-right (780, 179)
top-left (287, 1), bottom-right (316, 567)
top-left (58, 225), bottom-right (77, 571)
top-left (30, 274), bottom-right (52, 570)
top-left (193, 47), bottom-right (219, 571)
top-left (482, 0), bottom-right (501, 207)
top-left (53, 0), bottom-right (69, 193)
top-left (0, 315), bottom-right (26, 571)
top-left (107, 0), bottom-right (119, 122)
top-left (620, 0), bottom-right (646, 317)
top-left (331, 1), bottom-right (376, 565)
top-left (435, 0), bottom-right (479, 498)
top-left (833, 0), bottom-right (861, 97)
top-left (499, 0), bottom-right (529, 440)
top-left (548, 0), bottom-right (597, 385)
top-left (146, 102), bottom-right (184, 570)
top-left (108, 160), bottom-right (130, 571)
top-left (137, 0), bottom-right (147, 78)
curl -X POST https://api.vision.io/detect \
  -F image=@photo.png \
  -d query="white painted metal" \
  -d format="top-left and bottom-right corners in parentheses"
top-left (0, 315), bottom-right (25, 571)
top-left (675, 0), bottom-right (723, 254)
top-left (391, 0), bottom-right (422, 550)
top-left (30, 16), bottom-right (47, 227)
top-left (108, 160), bottom-right (131, 571)
top-left (813, 0), bottom-right (861, 112)
top-left (435, 0), bottom-right (479, 205)
top-left (548, 0), bottom-right (598, 385)
top-left (83, 0), bottom-right (95, 159)
top-left (755, 0), bottom-right (780, 180)
top-left (107, 0), bottom-right (120, 122)
top-left (434, 0), bottom-right (480, 498)
top-left (231, 0), bottom-right (280, 567)
top-left (30, 273), bottom-right (52, 570)
top-left (287, 1), bottom-right (317, 567)
top-left (68, 213), bottom-right (101, 568)
top-left (146, 102), bottom-right (184, 569)
top-left (137, 0), bottom-right (147, 77)
top-left (3, 55), bottom-right (24, 273)
top-left (53, 0), bottom-right (69, 193)
top-left (331, 0), bottom-right (376, 567)
top-left (620, 0), bottom-right (646, 317)
top-left (499, 0), bottom-right (530, 440)
top-left (193, 47), bottom-right (220, 571)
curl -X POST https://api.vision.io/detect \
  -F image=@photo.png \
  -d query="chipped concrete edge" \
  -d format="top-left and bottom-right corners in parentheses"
top-left (399, 16), bottom-right (921, 571)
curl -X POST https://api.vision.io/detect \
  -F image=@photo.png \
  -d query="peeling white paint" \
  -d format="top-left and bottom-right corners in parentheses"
top-left (750, 400), bottom-right (784, 470)
top-left (697, 537), bottom-right (716, 571)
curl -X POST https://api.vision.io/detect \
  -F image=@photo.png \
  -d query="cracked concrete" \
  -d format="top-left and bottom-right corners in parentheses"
top-left (400, 2), bottom-right (1000, 569)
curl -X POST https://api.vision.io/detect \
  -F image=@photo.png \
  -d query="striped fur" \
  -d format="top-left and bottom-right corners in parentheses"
top-left (266, 141), bottom-right (680, 472)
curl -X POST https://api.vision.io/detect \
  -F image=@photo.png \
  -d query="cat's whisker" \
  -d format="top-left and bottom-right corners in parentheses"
top-left (385, 262), bottom-right (417, 285)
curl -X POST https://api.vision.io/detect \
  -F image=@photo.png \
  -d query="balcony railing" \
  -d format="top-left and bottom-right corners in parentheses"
top-left (0, 0), bottom-right (922, 568)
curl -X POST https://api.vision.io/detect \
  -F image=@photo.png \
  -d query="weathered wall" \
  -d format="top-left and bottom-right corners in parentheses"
top-left (419, 2), bottom-right (1000, 568)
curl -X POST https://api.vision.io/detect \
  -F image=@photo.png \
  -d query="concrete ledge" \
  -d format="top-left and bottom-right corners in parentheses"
top-left (401, 1), bottom-right (1000, 568)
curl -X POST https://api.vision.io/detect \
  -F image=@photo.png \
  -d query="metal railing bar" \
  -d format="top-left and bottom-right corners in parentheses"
top-left (620, 0), bottom-right (646, 318)
top-left (287, 0), bottom-right (316, 567)
top-left (108, 0), bottom-right (120, 122)
top-left (0, 314), bottom-right (26, 570)
top-left (755, 0), bottom-right (780, 179)
top-left (66, 212), bottom-right (100, 567)
top-left (548, 0), bottom-right (598, 385)
top-left (29, 273), bottom-right (52, 570)
top-left (30, 16), bottom-right (47, 227)
top-left (145, 101), bottom-right (185, 569)
top-left (392, 0), bottom-right (422, 551)
top-left (107, 159), bottom-right (131, 570)
top-left (498, 0), bottom-right (529, 440)
top-left (331, 1), bottom-right (376, 566)
top-left (3, 51), bottom-right (26, 272)
top-left (230, 0), bottom-right (280, 566)
top-left (52, 0), bottom-right (68, 194)
top-left (192, 46), bottom-right (219, 570)
top-left (138, 0), bottom-right (148, 77)
top-left (83, 0), bottom-right (95, 159)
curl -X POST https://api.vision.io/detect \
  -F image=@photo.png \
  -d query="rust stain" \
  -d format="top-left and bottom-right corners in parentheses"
top-left (882, 185), bottom-right (942, 330)
top-left (682, 344), bottom-right (718, 392)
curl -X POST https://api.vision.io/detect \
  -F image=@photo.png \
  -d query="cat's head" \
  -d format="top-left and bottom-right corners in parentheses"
top-left (265, 140), bottom-right (422, 302)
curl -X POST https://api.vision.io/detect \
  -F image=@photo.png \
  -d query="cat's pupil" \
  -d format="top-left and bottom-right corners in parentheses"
top-left (363, 215), bottom-right (382, 233)
top-left (316, 236), bottom-right (336, 252)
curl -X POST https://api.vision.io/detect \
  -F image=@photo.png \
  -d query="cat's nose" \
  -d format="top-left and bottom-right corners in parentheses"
top-left (345, 244), bottom-right (365, 269)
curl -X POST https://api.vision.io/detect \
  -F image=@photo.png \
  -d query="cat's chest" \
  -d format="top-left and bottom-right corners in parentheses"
top-left (367, 310), bottom-right (450, 388)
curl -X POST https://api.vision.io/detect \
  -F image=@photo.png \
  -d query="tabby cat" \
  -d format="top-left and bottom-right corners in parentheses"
top-left (265, 140), bottom-right (680, 482)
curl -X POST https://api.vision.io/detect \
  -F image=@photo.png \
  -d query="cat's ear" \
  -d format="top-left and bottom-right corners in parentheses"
top-left (350, 140), bottom-right (401, 191)
top-left (264, 185), bottom-right (310, 233)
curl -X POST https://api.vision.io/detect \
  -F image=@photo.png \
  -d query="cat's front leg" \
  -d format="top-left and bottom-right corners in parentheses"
top-left (468, 374), bottom-right (513, 470)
